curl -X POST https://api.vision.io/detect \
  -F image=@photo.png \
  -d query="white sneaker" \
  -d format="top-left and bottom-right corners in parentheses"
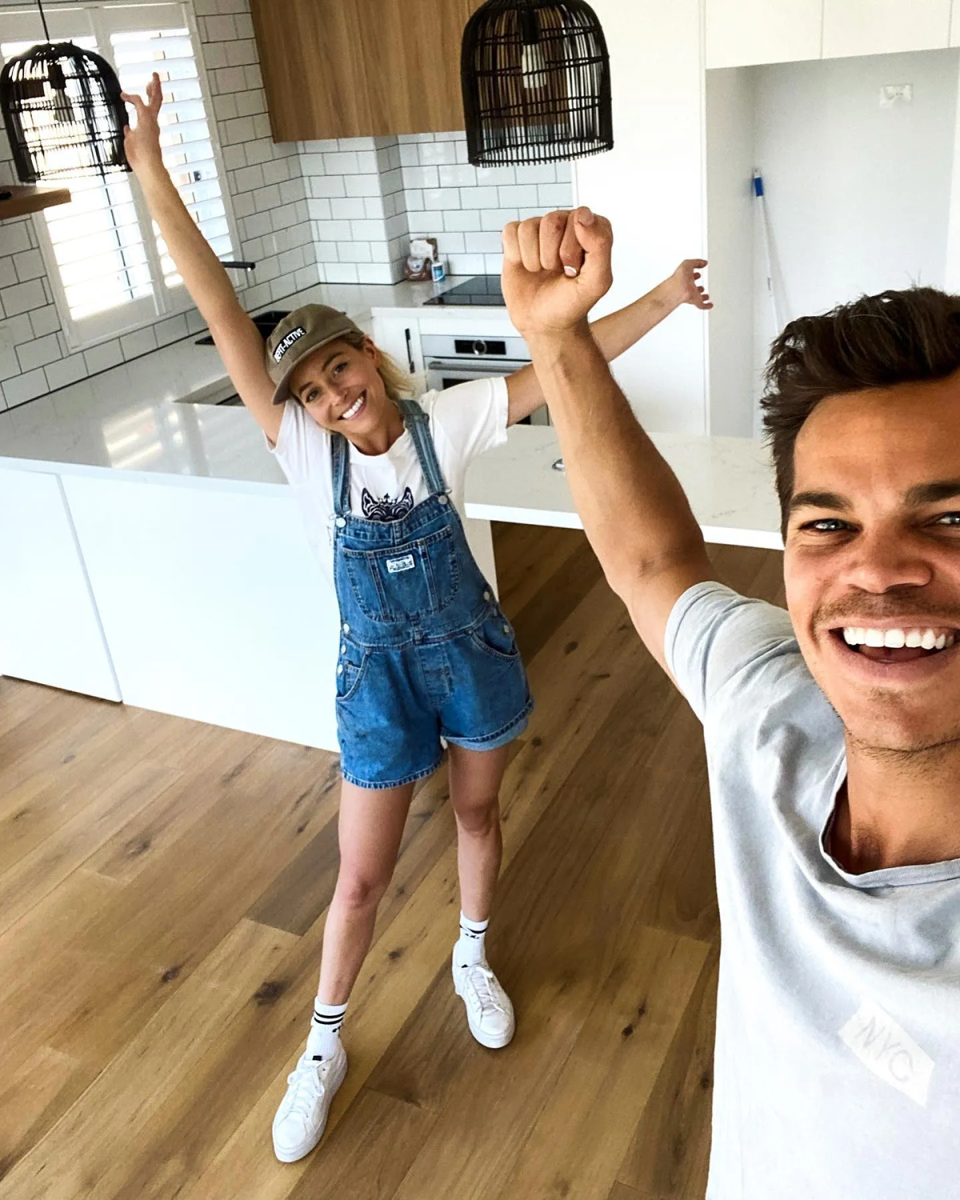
top-left (452, 951), bottom-right (515, 1049)
top-left (272, 1041), bottom-right (348, 1163)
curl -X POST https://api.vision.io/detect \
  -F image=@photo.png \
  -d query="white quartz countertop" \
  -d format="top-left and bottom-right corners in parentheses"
top-left (0, 277), bottom-right (783, 548)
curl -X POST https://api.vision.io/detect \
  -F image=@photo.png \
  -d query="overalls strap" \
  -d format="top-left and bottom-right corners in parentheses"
top-left (397, 399), bottom-right (450, 498)
top-left (331, 431), bottom-right (351, 517)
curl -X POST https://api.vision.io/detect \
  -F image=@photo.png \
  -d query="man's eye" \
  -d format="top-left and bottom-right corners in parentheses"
top-left (333, 362), bottom-right (346, 375)
top-left (801, 518), bottom-right (849, 533)
top-left (306, 389), bottom-right (319, 403)
top-left (934, 512), bottom-right (960, 526)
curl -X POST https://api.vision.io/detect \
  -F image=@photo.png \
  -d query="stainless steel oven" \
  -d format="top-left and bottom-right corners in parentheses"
top-left (422, 332), bottom-right (550, 425)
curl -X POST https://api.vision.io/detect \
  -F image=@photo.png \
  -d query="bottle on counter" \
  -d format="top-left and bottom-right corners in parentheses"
top-left (431, 256), bottom-right (447, 283)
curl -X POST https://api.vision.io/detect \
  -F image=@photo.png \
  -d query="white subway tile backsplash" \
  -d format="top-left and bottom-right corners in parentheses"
top-left (1, 222), bottom-right (31, 256)
top-left (464, 231), bottom-right (504, 254)
top-left (307, 198), bottom-right (333, 221)
top-left (3, 368), bottom-right (48, 407)
top-left (0, 258), bottom-right (16, 289)
top-left (424, 188), bottom-right (454, 211)
top-left (403, 166), bottom-right (440, 190)
top-left (419, 142), bottom-right (459, 166)
top-left (323, 151), bottom-right (360, 175)
top-left (332, 197), bottom-right (368, 220)
top-left (83, 340), bottom-right (124, 375)
top-left (356, 264), bottom-right (396, 284)
top-left (4, 280), bottom-right (46, 316)
top-left (28, 305), bottom-right (60, 340)
top-left (338, 243), bottom-right (373, 263)
top-left (476, 165), bottom-right (517, 186)
top-left (120, 326), bottom-right (159, 361)
top-left (254, 183), bottom-right (282, 213)
top-left (438, 164), bottom-right (478, 189)
top-left (344, 174), bottom-right (383, 199)
top-left (310, 175), bottom-right (347, 199)
top-left (17, 333), bottom-right (61, 372)
top-left (442, 210), bottom-right (485, 233)
top-left (325, 263), bottom-right (360, 283)
top-left (498, 184), bottom-right (539, 207)
top-left (458, 185), bottom-right (500, 209)
top-left (447, 254), bottom-right (486, 275)
top-left (538, 183), bottom-right (575, 207)
top-left (154, 314), bottom-right (189, 347)
top-left (399, 143), bottom-right (420, 168)
top-left (315, 220), bottom-right (355, 242)
top-left (483, 253), bottom-right (505, 273)
top-left (436, 232), bottom-right (466, 254)
top-left (44, 353), bottom-right (88, 391)
top-left (480, 208), bottom-right (520, 231)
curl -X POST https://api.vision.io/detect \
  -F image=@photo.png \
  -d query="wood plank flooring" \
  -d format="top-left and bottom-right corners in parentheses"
top-left (0, 526), bottom-right (785, 1200)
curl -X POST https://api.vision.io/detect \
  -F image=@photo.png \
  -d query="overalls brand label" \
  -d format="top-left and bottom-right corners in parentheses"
top-left (273, 327), bottom-right (305, 362)
top-left (839, 998), bottom-right (934, 1107)
top-left (386, 555), bottom-right (415, 574)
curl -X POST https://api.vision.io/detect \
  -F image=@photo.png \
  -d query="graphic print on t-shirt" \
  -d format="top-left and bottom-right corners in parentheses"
top-left (361, 486), bottom-right (415, 522)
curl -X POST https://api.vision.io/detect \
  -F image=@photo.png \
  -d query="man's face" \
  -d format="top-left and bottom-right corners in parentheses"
top-left (783, 370), bottom-right (960, 754)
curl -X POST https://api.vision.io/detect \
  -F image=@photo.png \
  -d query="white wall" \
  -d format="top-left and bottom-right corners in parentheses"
top-left (575, 0), bottom-right (709, 435)
top-left (705, 67), bottom-right (757, 436)
top-left (754, 48), bottom-right (960, 321)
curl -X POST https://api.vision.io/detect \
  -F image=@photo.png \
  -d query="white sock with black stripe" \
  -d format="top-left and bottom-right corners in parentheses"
top-left (455, 912), bottom-right (489, 968)
top-left (305, 1000), bottom-right (348, 1061)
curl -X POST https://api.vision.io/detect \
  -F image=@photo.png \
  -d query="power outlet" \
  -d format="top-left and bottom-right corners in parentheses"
top-left (880, 83), bottom-right (913, 108)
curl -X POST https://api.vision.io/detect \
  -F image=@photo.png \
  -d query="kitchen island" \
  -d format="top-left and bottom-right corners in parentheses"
top-left (0, 283), bottom-right (782, 752)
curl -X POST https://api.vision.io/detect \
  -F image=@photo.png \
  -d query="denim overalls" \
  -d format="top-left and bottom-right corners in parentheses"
top-left (332, 399), bottom-right (533, 789)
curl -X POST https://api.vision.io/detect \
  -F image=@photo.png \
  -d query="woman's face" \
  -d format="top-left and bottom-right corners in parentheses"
top-left (287, 338), bottom-right (392, 436)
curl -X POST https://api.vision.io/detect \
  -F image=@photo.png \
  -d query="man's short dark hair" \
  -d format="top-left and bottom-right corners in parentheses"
top-left (761, 287), bottom-right (960, 535)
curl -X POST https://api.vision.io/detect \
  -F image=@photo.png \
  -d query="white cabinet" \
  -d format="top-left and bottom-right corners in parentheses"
top-left (61, 473), bottom-right (341, 750)
top-left (0, 467), bottom-right (120, 700)
top-left (370, 314), bottom-right (423, 381)
top-left (822, 0), bottom-right (951, 58)
top-left (705, 0), bottom-right (823, 68)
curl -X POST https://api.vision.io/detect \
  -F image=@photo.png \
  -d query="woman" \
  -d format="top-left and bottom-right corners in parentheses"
top-left (122, 74), bottom-right (712, 1164)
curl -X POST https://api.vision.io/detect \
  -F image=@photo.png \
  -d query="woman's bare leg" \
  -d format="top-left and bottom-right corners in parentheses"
top-left (316, 778), bottom-right (415, 1003)
top-left (448, 742), bottom-right (511, 922)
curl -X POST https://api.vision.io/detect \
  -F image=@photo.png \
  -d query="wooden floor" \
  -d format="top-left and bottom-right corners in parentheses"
top-left (0, 526), bottom-right (785, 1200)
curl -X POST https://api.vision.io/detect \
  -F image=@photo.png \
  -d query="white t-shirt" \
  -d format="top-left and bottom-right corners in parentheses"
top-left (665, 582), bottom-right (960, 1200)
top-left (268, 377), bottom-right (508, 584)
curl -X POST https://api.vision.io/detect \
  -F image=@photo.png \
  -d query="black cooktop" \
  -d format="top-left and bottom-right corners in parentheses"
top-left (423, 276), bottom-right (505, 306)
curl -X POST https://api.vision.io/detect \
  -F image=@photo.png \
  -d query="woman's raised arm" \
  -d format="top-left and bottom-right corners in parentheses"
top-left (122, 73), bottom-right (281, 442)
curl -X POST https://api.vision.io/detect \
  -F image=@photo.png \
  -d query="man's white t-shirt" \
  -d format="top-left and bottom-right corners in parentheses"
top-left (665, 582), bottom-right (960, 1199)
top-left (268, 378), bottom-right (508, 585)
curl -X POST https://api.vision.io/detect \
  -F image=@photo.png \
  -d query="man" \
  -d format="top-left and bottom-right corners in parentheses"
top-left (501, 208), bottom-right (960, 1198)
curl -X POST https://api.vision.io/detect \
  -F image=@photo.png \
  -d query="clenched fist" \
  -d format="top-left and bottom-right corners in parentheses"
top-left (501, 208), bottom-right (613, 338)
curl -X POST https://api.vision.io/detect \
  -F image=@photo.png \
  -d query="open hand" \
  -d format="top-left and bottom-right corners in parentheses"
top-left (120, 72), bottom-right (165, 174)
top-left (670, 259), bottom-right (712, 310)
top-left (501, 208), bottom-right (614, 338)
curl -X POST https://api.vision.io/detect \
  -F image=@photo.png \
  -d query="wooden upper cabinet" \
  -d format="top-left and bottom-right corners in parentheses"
top-left (821, 0), bottom-right (952, 58)
top-left (705, 0), bottom-right (823, 69)
top-left (251, 0), bottom-right (480, 141)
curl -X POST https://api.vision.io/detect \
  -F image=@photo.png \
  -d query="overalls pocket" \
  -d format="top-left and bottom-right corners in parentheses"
top-left (470, 610), bottom-right (520, 661)
top-left (336, 648), bottom-right (369, 702)
top-left (342, 526), bottom-right (460, 623)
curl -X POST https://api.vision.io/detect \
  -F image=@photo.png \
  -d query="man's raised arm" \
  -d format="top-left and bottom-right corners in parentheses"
top-left (501, 208), bottom-right (714, 672)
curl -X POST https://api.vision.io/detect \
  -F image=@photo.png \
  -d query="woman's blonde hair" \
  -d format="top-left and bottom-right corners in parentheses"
top-left (339, 329), bottom-right (417, 401)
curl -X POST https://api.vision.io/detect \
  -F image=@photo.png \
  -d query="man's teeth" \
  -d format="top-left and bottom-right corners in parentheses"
top-left (341, 393), bottom-right (365, 420)
top-left (841, 627), bottom-right (956, 650)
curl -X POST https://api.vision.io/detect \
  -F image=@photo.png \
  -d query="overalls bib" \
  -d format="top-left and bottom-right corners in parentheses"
top-left (331, 399), bottom-right (532, 789)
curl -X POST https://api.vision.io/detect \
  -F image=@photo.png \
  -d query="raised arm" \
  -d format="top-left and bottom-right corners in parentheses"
top-left (504, 214), bottom-right (710, 426)
top-left (122, 74), bottom-right (280, 442)
top-left (501, 209), bottom-right (714, 672)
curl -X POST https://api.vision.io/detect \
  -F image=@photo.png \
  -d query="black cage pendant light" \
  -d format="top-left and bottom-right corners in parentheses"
top-left (0, 0), bottom-right (129, 183)
top-left (462, 0), bottom-right (613, 167)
